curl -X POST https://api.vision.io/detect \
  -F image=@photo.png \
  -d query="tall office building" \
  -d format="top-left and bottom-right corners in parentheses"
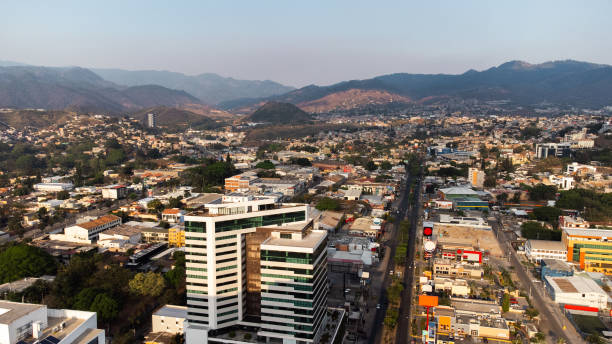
top-left (258, 228), bottom-right (328, 343)
top-left (183, 195), bottom-right (328, 344)
top-left (147, 113), bottom-right (156, 128)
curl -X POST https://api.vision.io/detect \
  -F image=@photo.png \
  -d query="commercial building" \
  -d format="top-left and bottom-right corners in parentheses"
top-left (540, 259), bottom-right (573, 279)
top-left (535, 142), bottom-right (571, 159)
top-left (33, 183), bottom-right (74, 192)
top-left (525, 240), bottom-right (567, 262)
top-left (544, 275), bottom-right (608, 310)
top-left (97, 224), bottom-right (142, 250)
top-left (559, 216), bottom-right (589, 230)
top-left (0, 300), bottom-right (105, 344)
top-left (168, 226), bottom-right (185, 247)
top-left (141, 227), bottom-right (170, 244)
top-left (50, 215), bottom-right (121, 243)
top-left (348, 217), bottom-right (380, 238)
top-left (433, 259), bottom-right (483, 279)
top-left (562, 228), bottom-right (612, 275)
top-left (468, 168), bottom-right (485, 188)
top-left (433, 278), bottom-right (470, 297)
top-left (252, 178), bottom-right (304, 197)
top-left (182, 195), bottom-right (328, 343)
top-left (258, 228), bottom-right (328, 343)
top-left (224, 172), bottom-right (259, 192)
top-left (101, 184), bottom-right (128, 199)
top-left (432, 301), bottom-right (510, 342)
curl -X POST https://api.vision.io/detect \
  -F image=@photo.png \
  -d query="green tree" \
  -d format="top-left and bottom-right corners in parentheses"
top-left (502, 293), bottom-right (510, 312)
top-left (129, 272), bottom-right (166, 297)
top-left (90, 293), bottom-right (119, 323)
top-left (168, 197), bottom-right (183, 209)
top-left (315, 198), bottom-right (340, 211)
top-left (531, 206), bottom-right (562, 227)
top-left (255, 160), bottom-right (275, 170)
top-left (521, 222), bottom-right (561, 241)
top-left (0, 244), bottom-right (57, 283)
top-left (289, 157), bottom-right (312, 166)
top-left (73, 287), bottom-right (100, 310)
top-left (56, 190), bottom-right (70, 200)
top-left (365, 160), bottom-right (377, 171)
top-left (484, 175), bottom-right (497, 188)
top-left (147, 199), bottom-right (164, 214)
top-left (380, 161), bottom-right (393, 171)
top-left (527, 184), bottom-right (557, 201)
top-left (587, 334), bottom-right (604, 344)
top-left (105, 148), bottom-right (126, 166)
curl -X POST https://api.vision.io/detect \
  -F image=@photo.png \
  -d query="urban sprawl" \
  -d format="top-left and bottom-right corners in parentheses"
top-left (1, 109), bottom-right (612, 344)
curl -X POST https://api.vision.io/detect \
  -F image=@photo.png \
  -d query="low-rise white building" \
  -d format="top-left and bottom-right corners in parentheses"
top-left (151, 305), bottom-right (187, 334)
top-left (544, 275), bottom-right (608, 310)
top-left (33, 183), bottom-right (74, 192)
top-left (161, 208), bottom-right (185, 224)
top-left (101, 184), bottom-right (128, 199)
top-left (525, 240), bottom-right (568, 262)
top-left (50, 215), bottom-right (121, 243)
top-left (433, 277), bottom-right (470, 296)
top-left (0, 300), bottom-right (105, 344)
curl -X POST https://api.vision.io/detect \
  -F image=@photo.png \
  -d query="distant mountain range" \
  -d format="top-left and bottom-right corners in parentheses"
top-left (92, 68), bottom-right (295, 105)
top-left (1, 60), bottom-right (611, 116)
top-left (222, 60), bottom-right (612, 112)
top-left (0, 66), bottom-right (200, 113)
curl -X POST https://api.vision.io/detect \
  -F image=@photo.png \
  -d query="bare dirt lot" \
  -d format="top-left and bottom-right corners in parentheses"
top-left (433, 224), bottom-right (503, 257)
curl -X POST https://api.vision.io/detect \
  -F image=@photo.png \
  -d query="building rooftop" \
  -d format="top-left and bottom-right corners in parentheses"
top-left (527, 239), bottom-right (566, 251)
top-left (564, 228), bottom-right (612, 238)
top-left (78, 214), bottom-right (120, 230)
top-left (153, 304), bottom-right (187, 319)
top-left (100, 224), bottom-right (142, 237)
top-left (546, 275), bottom-right (606, 294)
top-left (541, 259), bottom-right (572, 272)
top-left (162, 208), bottom-right (183, 215)
top-left (451, 299), bottom-right (500, 315)
top-left (262, 229), bottom-right (326, 251)
top-left (0, 300), bottom-right (44, 324)
top-left (439, 187), bottom-right (478, 196)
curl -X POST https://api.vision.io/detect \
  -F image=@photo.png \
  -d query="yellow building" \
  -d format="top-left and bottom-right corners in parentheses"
top-left (168, 226), bottom-right (185, 247)
top-left (563, 228), bottom-right (612, 275)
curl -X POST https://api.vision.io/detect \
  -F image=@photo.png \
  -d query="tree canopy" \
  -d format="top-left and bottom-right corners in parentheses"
top-left (315, 197), bottom-right (340, 211)
top-left (129, 271), bottom-right (166, 297)
top-left (255, 160), bottom-right (276, 170)
top-left (0, 244), bottom-right (57, 283)
top-left (521, 221), bottom-right (561, 241)
top-left (526, 183), bottom-right (557, 201)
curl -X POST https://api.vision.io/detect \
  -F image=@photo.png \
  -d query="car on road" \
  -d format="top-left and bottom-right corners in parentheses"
top-left (376, 304), bottom-right (381, 309)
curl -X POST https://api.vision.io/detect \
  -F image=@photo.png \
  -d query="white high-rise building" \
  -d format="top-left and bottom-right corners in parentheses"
top-left (183, 195), bottom-right (328, 343)
top-left (258, 229), bottom-right (328, 343)
top-left (147, 113), bottom-right (156, 128)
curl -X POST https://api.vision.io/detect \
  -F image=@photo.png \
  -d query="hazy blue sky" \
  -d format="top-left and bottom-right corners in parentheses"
top-left (1, 1), bottom-right (611, 87)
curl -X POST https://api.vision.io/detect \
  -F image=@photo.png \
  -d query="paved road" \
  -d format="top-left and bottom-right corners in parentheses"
top-left (492, 214), bottom-right (584, 344)
top-left (367, 172), bottom-right (412, 344)
top-left (396, 170), bottom-right (422, 344)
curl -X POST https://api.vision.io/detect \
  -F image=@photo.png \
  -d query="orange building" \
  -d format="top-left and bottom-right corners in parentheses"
top-left (224, 172), bottom-right (259, 192)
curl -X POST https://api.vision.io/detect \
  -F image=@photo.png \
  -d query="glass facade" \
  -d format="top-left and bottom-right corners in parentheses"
top-left (215, 211), bottom-right (306, 233)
